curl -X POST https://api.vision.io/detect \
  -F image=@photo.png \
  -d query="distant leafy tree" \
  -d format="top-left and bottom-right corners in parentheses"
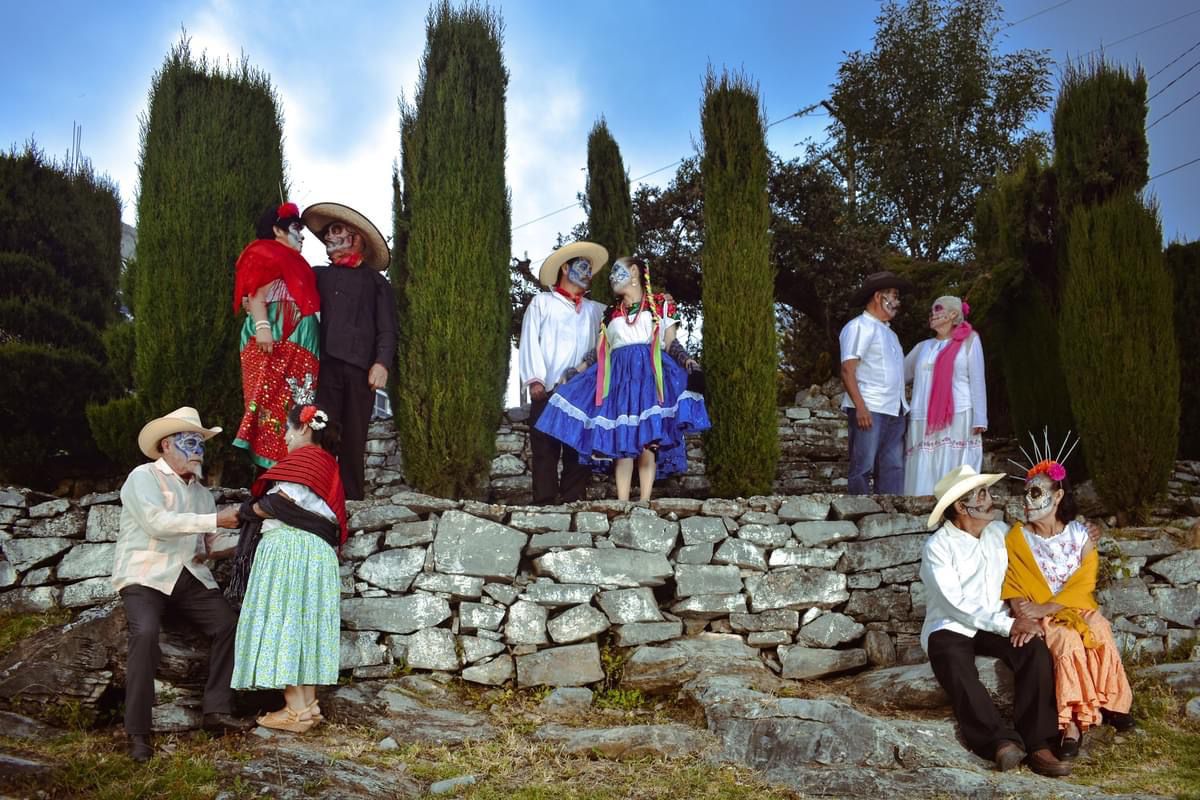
top-left (394, 1), bottom-right (510, 498)
top-left (829, 0), bottom-right (1052, 261)
top-left (700, 69), bottom-right (778, 496)
top-left (583, 118), bottom-right (636, 306)
top-left (88, 39), bottom-right (286, 477)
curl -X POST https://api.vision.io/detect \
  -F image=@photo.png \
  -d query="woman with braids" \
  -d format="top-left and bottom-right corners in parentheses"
top-left (232, 203), bottom-right (321, 468)
top-left (535, 256), bottom-right (710, 501)
top-left (229, 403), bottom-right (346, 733)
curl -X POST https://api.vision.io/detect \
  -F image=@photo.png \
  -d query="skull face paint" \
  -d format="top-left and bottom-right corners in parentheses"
top-left (1023, 474), bottom-right (1061, 522)
top-left (960, 485), bottom-right (995, 519)
top-left (609, 261), bottom-right (633, 292)
top-left (285, 222), bottom-right (304, 251)
top-left (565, 257), bottom-right (592, 290)
top-left (929, 302), bottom-right (953, 327)
top-left (323, 222), bottom-right (363, 263)
top-left (167, 432), bottom-right (206, 480)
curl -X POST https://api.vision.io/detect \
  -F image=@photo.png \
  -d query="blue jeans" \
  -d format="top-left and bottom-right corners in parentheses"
top-left (846, 409), bottom-right (906, 495)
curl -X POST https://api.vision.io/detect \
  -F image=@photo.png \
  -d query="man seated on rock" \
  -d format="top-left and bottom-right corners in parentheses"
top-left (113, 407), bottom-right (251, 762)
top-left (919, 465), bottom-right (1071, 778)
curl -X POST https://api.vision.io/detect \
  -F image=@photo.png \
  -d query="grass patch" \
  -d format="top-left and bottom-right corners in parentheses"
top-left (0, 607), bottom-right (72, 655)
top-left (1068, 672), bottom-right (1200, 800)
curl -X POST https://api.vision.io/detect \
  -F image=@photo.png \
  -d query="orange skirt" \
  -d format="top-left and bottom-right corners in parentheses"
top-left (1041, 609), bottom-right (1133, 732)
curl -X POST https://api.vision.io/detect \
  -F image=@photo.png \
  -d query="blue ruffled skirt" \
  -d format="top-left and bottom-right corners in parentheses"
top-left (535, 344), bottom-right (711, 478)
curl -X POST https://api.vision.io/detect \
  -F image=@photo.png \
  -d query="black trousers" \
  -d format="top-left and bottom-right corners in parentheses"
top-left (315, 356), bottom-right (373, 501)
top-left (119, 569), bottom-right (238, 736)
top-left (927, 629), bottom-right (1059, 759)
top-left (529, 396), bottom-right (591, 504)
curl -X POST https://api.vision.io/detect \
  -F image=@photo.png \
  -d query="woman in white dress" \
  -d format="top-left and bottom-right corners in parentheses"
top-left (903, 295), bottom-right (987, 495)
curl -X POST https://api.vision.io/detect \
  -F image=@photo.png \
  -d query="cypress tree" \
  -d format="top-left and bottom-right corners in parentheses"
top-left (1166, 241), bottom-right (1200, 459)
top-left (1060, 195), bottom-right (1177, 518)
top-left (584, 118), bottom-right (635, 306)
top-left (699, 69), bottom-right (778, 496)
top-left (0, 147), bottom-right (121, 482)
top-left (393, 2), bottom-right (511, 498)
top-left (88, 40), bottom-right (285, 476)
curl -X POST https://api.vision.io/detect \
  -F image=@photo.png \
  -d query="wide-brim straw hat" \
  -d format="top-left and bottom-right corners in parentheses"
top-left (927, 465), bottom-right (1005, 529)
top-left (538, 241), bottom-right (609, 289)
top-left (302, 202), bottom-right (390, 271)
top-left (852, 270), bottom-right (915, 306)
top-left (137, 406), bottom-right (222, 460)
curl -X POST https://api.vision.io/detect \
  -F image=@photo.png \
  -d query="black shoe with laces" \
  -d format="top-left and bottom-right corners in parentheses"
top-left (1101, 709), bottom-right (1136, 732)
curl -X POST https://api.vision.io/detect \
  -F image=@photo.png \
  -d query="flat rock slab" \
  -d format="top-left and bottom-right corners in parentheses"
top-left (851, 658), bottom-right (1014, 710)
top-left (533, 723), bottom-right (716, 760)
top-left (516, 642), bottom-right (604, 687)
top-left (620, 635), bottom-right (778, 694)
top-left (434, 511), bottom-right (527, 580)
top-left (1140, 661), bottom-right (1200, 693)
top-left (534, 548), bottom-right (673, 588)
top-left (341, 596), bottom-right (451, 635)
top-left (0, 711), bottom-right (64, 740)
top-left (218, 738), bottom-right (422, 799)
top-left (324, 683), bottom-right (497, 747)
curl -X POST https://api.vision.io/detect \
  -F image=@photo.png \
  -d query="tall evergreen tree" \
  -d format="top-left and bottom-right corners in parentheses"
top-left (0, 147), bottom-right (121, 482)
top-left (1166, 241), bottom-right (1200, 459)
top-left (88, 40), bottom-right (286, 476)
top-left (393, 1), bottom-right (511, 498)
top-left (1056, 60), bottom-right (1176, 519)
top-left (699, 69), bottom-right (778, 496)
top-left (584, 118), bottom-right (635, 306)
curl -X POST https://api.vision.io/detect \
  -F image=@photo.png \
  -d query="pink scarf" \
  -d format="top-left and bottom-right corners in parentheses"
top-left (926, 322), bottom-right (973, 433)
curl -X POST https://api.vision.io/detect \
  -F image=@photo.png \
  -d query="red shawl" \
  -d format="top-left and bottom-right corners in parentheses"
top-left (232, 240), bottom-right (321, 318)
top-left (252, 444), bottom-right (348, 544)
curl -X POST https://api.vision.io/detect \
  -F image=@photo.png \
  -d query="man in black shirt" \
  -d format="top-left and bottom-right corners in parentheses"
top-left (302, 203), bottom-right (397, 500)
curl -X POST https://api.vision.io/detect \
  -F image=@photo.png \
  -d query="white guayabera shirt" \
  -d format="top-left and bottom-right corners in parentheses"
top-left (919, 519), bottom-right (1014, 651)
top-left (518, 291), bottom-right (605, 391)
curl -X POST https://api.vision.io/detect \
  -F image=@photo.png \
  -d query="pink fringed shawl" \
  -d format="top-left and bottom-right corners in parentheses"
top-left (926, 323), bottom-right (973, 433)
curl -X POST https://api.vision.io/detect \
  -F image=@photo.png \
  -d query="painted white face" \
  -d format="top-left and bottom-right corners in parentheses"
top-left (609, 262), bottom-right (633, 292)
top-left (929, 302), bottom-right (954, 328)
top-left (323, 222), bottom-right (363, 260)
top-left (565, 257), bottom-right (592, 290)
top-left (878, 290), bottom-right (900, 318)
top-left (164, 432), bottom-right (206, 480)
top-left (1024, 474), bottom-right (1061, 522)
top-left (958, 485), bottom-right (995, 520)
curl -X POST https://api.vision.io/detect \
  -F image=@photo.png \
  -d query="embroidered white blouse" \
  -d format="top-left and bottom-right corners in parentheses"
top-left (1022, 520), bottom-right (1089, 594)
top-left (605, 308), bottom-right (678, 349)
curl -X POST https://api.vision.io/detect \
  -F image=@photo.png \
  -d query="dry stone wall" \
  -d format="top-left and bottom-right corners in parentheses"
top-left (3, 484), bottom-right (1197, 693)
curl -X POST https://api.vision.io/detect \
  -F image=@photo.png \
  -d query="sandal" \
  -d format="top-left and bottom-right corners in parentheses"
top-left (305, 700), bottom-right (324, 723)
top-left (256, 705), bottom-right (316, 734)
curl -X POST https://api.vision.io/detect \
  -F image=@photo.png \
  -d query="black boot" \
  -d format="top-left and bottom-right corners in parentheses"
top-left (127, 734), bottom-right (153, 763)
top-left (1101, 709), bottom-right (1136, 732)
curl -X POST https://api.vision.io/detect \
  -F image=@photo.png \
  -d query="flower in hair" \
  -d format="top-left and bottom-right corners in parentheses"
top-left (1027, 459), bottom-right (1066, 482)
top-left (299, 405), bottom-right (316, 424)
top-left (277, 202), bottom-right (300, 220)
top-left (299, 405), bottom-right (329, 430)
top-left (961, 300), bottom-right (970, 318)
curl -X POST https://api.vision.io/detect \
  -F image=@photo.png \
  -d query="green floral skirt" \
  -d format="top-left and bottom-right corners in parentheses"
top-left (232, 525), bottom-right (340, 689)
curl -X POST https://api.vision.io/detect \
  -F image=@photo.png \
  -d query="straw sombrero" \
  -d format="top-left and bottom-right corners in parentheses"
top-left (137, 407), bottom-right (222, 460)
top-left (302, 202), bottom-right (390, 271)
top-left (927, 465), bottom-right (1005, 529)
top-left (537, 241), bottom-right (608, 289)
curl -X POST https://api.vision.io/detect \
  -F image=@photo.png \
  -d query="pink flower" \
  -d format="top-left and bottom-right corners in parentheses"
top-left (961, 300), bottom-right (971, 318)
top-left (1048, 463), bottom-right (1067, 482)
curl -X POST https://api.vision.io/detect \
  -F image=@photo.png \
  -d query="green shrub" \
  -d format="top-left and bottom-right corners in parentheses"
top-left (699, 69), bottom-right (778, 496)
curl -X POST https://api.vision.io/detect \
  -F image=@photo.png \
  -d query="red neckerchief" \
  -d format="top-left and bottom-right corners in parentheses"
top-left (332, 252), bottom-right (364, 268)
top-left (554, 285), bottom-right (585, 312)
top-left (252, 444), bottom-right (348, 544)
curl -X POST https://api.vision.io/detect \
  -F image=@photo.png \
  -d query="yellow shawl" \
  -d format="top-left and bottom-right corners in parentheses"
top-left (1001, 522), bottom-right (1100, 649)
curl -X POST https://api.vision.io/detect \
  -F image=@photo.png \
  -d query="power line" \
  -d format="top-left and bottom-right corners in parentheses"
top-left (511, 104), bottom-right (823, 233)
top-left (1150, 155), bottom-right (1200, 181)
top-left (1078, 8), bottom-right (1200, 60)
top-left (1147, 85), bottom-right (1200, 129)
top-left (1148, 57), bottom-right (1200, 101)
top-left (1003, 0), bottom-right (1073, 29)
top-left (1148, 38), bottom-right (1200, 82)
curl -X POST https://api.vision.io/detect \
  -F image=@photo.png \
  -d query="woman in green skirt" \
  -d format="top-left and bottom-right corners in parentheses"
top-left (229, 403), bottom-right (347, 733)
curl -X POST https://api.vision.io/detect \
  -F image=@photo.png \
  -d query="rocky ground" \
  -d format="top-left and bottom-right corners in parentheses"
top-left (1, 632), bottom-right (1195, 799)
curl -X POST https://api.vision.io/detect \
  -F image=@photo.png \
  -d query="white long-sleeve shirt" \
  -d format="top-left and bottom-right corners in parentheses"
top-left (919, 519), bottom-right (1014, 651)
top-left (518, 291), bottom-right (604, 390)
top-left (904, 332), bottom-right (988, 429)
top-left (839, 311), bottom-right (908, 415)
top-left (113, 460), bottom-right (237, 594)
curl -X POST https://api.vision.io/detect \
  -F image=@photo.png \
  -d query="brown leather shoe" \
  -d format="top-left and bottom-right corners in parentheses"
top-left (994, 741), bottom-right (1026, 772)
top-left (1026, 747), bottom-right (1072, 777)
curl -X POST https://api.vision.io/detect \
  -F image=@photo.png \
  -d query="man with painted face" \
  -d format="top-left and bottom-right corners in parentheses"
top-left (114, 407), bottom-right (249, 762)
top-left (839, 271), bottom-right (912, 494)
top-left (920, 465), bottom-right (1072, 778)
top-left (518, 241), bottom-right (608, 504)
top-left (302, 203), bottom-right (397, 500)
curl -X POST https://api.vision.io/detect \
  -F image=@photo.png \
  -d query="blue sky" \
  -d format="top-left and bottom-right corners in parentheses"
top-left (3, 0), bottom-right (1199, 270)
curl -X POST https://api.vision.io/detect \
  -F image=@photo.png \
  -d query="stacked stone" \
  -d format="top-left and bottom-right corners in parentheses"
top-left (1162, 460), bottom-right (1200, 520)
top-left (4, 486), bottom-right (1198, 689)
top-left (1098, 536), bottom-right (1200, 660)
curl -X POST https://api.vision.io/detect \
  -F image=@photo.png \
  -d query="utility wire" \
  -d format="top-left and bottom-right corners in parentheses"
top-left (1150, 155), bottom-right (1200, 181)
top-left (1147, 85), bottom-right (1200, 129)
top-left (1003, 0), bottom-right (1073, 29)
top-left (1148, 57), bottom-right (1200, 101)
top-left (512, 104), bottom-right (823, 233)
top-left (1148, 38), bottom-right (1200, 82)
top-left (1078, 9), bottom-right (1200, 60)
